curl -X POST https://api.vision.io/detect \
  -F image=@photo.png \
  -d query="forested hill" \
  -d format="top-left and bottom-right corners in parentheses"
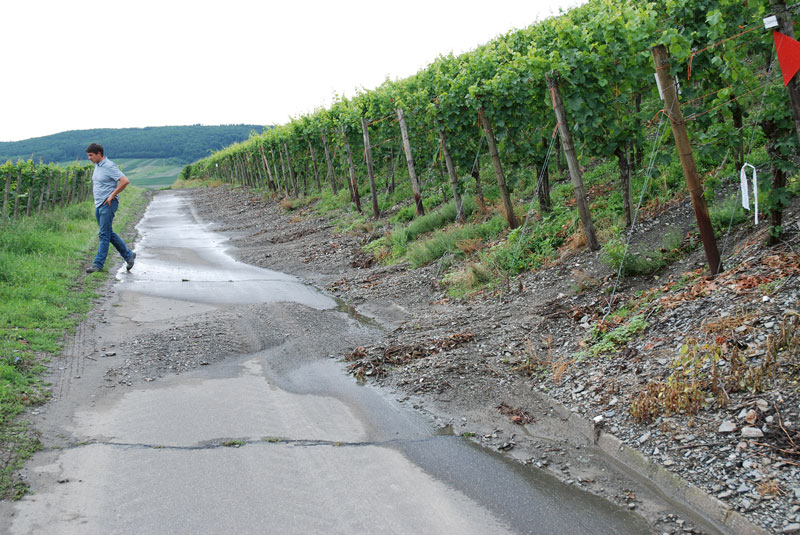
top-left (0, 125), bottom-right (265, 164)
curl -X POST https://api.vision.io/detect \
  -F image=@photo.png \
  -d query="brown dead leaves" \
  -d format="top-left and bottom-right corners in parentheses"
top-left (345, 332), bottom-right (475, 382)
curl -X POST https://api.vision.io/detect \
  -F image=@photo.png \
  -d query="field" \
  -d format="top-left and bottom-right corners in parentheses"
top-left (115, 158), bottom-right (184, 189)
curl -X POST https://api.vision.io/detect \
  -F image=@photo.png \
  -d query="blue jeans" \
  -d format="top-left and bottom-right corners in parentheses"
top-left (93, 199), bottom-right (133, 269)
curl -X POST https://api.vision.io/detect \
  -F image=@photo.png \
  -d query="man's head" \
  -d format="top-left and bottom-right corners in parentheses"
top-left (86, 143), bottom-right (104, 164)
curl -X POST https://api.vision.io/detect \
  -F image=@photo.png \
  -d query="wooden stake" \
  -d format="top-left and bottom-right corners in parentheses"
top-left (396, 108), bottom-right (424, 216)
top-left (436, 113), bottom-right (465, 223)
top-left (260, 145), bottom-right (276, 192)
top-left (770, 0), bottom-right (800, 145)
top-left (651, 45), bottom-right (722, 275)
top-left (545, 74), bottom-right (600, 251)
top-left (341, 125), bottom-right (362, 212)
top-left (478, 106), bottom-right (517, 229)
top-left (306, 137), bottom-right (321, 193)
top-left (321, 132), bottom-right (338, 195)
top-left (360, 116), bottom-right (380, 218)
top-left (283, 143), bottom-right (298, 196)
top-left (3, 168), bottom-right (11, 224)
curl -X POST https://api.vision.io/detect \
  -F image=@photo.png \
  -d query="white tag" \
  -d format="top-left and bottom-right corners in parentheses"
top-left (655, 73), bottom-right (663, 100)
top-left (764, 15), bottom-right (778, 30)
top-left (740, 163), bottom-right (758, 225)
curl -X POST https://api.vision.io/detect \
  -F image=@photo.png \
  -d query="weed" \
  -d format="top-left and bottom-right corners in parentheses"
top-left (222, 440), bottom-right (245, 447)
top-left (587, 315), bottom-right (648, 357)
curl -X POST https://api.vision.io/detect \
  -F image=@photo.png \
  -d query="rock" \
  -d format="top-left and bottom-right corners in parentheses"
top-left (719, 421), bottom-right (737, 433)
top-left (737, 409), bottom-right (749, 420)
top-left (756, 399), bottom-right (769, 412)
top-left (593, 415), bottom-right (604, 424)
top-left (781, 524), bottom-right (800, 534)
top-left (745, 409), bottom-right (758, 425)
top-left (741, 427), bottom-right (764, 438)
top-left (638, 431), bottom-right (652, 444)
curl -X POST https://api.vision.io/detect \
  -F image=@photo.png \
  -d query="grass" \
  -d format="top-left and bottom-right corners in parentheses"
top-left (0, 187), bottom-right (147, 499)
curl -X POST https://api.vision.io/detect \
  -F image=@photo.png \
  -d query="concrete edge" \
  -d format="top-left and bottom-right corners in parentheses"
top-left (564, 411), bottom-right (768, 535)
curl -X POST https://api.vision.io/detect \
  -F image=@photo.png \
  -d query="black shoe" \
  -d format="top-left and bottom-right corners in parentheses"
top-left (126, 252), bottom-right (136, 271)
top-left (86, 265), bottom-right (102, 273)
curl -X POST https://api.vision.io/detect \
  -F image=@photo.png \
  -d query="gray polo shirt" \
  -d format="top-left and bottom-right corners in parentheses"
top-left (92, 158), bottom-right (125, 207)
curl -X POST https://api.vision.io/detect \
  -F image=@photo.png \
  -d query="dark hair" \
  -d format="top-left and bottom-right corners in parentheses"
top-left (86, 143), bottom-right (104, 155)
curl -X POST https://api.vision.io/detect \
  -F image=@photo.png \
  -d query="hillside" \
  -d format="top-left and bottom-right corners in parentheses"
top-left (188, 184), bottom-right (799, 534)
top-left (0, 125), bottom-right (264, 165)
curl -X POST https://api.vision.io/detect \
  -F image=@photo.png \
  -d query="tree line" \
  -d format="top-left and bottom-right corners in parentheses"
top-left (0, 125), bottom-right (265, 165)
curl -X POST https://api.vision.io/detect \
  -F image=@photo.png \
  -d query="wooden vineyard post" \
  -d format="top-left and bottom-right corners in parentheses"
top-left (25, 171), bottom-right (35, 216)
top-left (396, 108), bottom-right (424, 216)
top-left (539, 136), bottom-right (552, 213)
top-left (652, 45), bottom-right (722, 275)
top-left (283, 143), bottom-right (298, 197)
top-left (278, 147), bottom-right (289, 196)
top-left (260, 145), bottom-right (277, 192)
top-left (321, 132), bottom-right (338, 195)
top-left (545, 73), bottom-right (600, 251)
top-left (68, 168), bottom-right (78, 206)
top-left (12, 169), bottom-right (22, 222)
top-left (360, 117), bottom-right (380, 219)
top-left (253, 151), bottom-right (266, 190)
top-left (770, 0), bottom-right (800, 144)
top-left (306, 137), bottom-right (321, 193)
top-left (271, 149), bottom-right (285, 196)
top-left (341, 125), bottom-right (362, 213)
top-left (477, 106), bottom-right (517, 229)
top-left (2, 168), bottom-right (11, 225)
top-left (436, 113), bottom-right (465, 223)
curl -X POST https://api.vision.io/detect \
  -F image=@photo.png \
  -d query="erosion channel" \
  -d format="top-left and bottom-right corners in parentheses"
top-left (5, 191), bottom-right (655, 534)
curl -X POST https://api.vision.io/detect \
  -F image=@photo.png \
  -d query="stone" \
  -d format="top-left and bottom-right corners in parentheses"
top-left (638, 431), bottom-right (652, 444)
top-left (745, 409), bottom-right (758, 425)
top-left (741, 427), bottom-right (764, 438)
top-left (756, 399), bottom-right (769, 412)
top-left (781, 524), bottom-right (800, 534)
top-left (719, 421), bottom-right (737, 433)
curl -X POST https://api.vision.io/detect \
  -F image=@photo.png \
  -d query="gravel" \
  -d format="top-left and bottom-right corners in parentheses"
top-left (187, 185), bottom-right (799, 534)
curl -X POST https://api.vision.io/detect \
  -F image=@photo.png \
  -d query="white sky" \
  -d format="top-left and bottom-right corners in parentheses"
top-left (1, 0), bottom-right (585, 142)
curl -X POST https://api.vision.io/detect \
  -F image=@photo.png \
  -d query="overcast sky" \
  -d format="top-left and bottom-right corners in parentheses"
top-left (1, 0), bottom-right (585, 142)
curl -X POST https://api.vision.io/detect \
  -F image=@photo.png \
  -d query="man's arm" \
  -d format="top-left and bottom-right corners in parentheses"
top-left (104, 175), bottom-right (130, 205)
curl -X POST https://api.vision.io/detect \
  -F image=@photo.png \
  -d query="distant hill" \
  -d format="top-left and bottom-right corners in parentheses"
top-left (0, 125), bottom-right (265, 164)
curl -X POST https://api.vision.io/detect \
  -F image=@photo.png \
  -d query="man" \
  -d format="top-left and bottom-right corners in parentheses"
top-left (85, 143), bottom-right (135, 273)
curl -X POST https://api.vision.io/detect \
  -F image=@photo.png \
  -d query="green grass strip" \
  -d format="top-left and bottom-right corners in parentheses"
top-left (0, 188), bottom-right (147, 499)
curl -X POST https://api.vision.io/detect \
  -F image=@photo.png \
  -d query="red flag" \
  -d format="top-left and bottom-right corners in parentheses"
top-left (773, 31), bottom-right (800, 86)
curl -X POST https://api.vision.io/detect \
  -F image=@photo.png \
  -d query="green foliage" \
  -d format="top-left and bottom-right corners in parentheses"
top-left (406, 214), bottom-right (508, 268)
top-left (709, 193), bottom-right (750, 235)
top-left (587, 314), bottom-right (649, 357)
top-left (601, 236), bottom-right (665, 276)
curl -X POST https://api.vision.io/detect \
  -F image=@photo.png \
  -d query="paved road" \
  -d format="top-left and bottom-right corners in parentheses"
top-left (2, 191), bottom-right (650, 534)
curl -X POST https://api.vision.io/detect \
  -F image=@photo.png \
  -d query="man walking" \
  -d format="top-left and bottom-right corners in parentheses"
top-left (85, 143), bottom-right (135, 273)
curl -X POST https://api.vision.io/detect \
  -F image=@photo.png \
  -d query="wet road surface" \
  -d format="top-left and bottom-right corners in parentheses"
top-left (3, 191), bottom-right (651, 534)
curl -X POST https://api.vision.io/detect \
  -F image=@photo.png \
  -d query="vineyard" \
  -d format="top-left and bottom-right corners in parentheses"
top-left (1, 160), bottom-right (93, 224)
top-left (184, 0), bottom-right (799, 284)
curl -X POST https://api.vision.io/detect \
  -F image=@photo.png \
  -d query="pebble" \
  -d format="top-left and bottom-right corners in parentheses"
top-left (741, 427), bottom-right (764, 438)
top-left (781, 524), bottom-right (800, 534)
top-left (719, 421), bottom-right (737, 433)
